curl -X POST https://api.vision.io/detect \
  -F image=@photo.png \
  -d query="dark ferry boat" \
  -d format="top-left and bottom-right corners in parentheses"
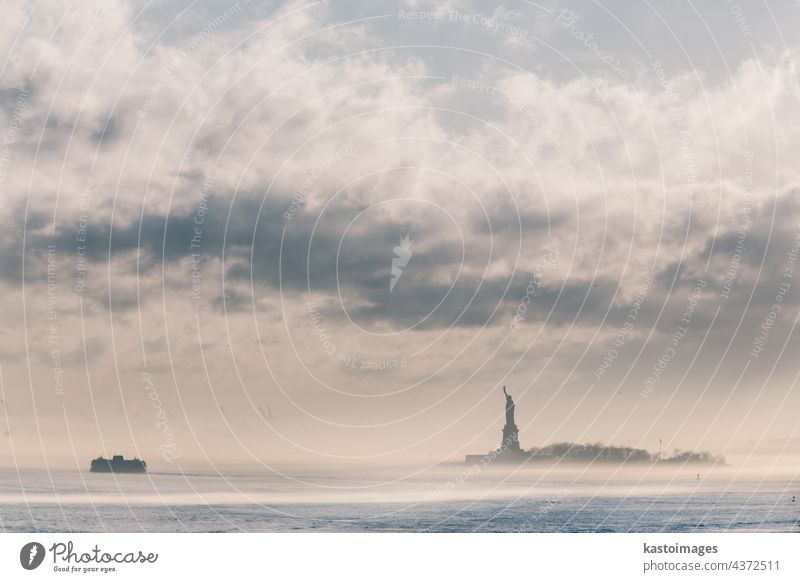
top-left (90, 455), bottom-right (147, 474)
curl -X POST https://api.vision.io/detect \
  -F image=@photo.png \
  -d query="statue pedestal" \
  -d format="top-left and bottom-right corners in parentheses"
top-left (501, 423), bottom-right (522, 453)
top-left (463, 422), bottom-right (527, 465)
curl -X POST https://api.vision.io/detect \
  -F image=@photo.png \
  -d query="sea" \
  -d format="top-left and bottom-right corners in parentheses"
top-left (1, 464), bottom-right (798, 533)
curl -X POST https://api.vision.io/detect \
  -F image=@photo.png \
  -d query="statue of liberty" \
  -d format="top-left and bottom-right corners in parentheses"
top-left (501, 386), bottom-right (521, 453)
top-left (503, 386), bottom-right (515, 427)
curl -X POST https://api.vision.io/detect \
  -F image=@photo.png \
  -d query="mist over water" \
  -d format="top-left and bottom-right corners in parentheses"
top-left (2, 461), bottom-right (798, 532)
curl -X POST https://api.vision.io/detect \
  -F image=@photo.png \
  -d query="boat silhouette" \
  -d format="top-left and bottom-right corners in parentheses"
top-left (90, 455), bottom-right (147, 474)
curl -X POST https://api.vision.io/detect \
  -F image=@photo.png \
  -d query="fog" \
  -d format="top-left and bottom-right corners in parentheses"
top-left (3, 0), bottom-right (800, 483)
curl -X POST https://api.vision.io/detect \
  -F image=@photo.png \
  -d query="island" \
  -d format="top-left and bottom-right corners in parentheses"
top-left (465, 387), bottom-right (723, 466)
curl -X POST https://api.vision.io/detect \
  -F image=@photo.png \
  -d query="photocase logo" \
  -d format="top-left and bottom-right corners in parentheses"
top-left (20, 542), bottom-right (46, 570)
top-left (390, 234), bottom-right (413, 293)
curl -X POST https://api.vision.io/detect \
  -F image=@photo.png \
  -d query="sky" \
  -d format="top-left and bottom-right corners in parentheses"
top-left (1, 0), bottom-right (800, 469)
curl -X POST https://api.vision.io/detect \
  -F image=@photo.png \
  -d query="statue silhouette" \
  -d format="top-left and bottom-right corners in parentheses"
top-left (501, 386), bottom-right (522, 453)
top-left (503, 386), bottom-right (515, 428)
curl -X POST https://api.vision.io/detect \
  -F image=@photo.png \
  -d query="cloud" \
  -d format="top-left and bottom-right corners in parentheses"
top-left (3, 0), bottom-right (800, 461)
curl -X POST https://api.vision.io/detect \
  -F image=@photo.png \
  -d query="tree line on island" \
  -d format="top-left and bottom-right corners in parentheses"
top-left (525, 442), bottom-right (724, 465)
